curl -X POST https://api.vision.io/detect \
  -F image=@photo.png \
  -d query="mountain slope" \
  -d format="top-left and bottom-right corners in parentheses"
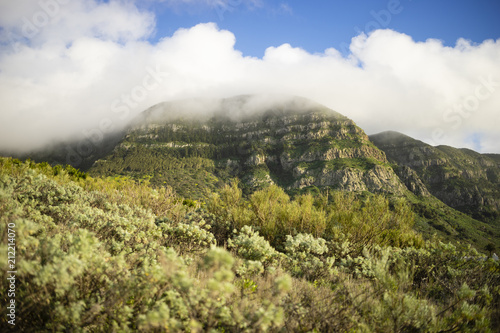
top-left (370, 131), bottom-right (500, 225)
top-left (87, 97), bottom-right (500, 250)
top-left (90, 95), bottom-right (407, 198)
top-left (3, 96), bottom-right (497, 249)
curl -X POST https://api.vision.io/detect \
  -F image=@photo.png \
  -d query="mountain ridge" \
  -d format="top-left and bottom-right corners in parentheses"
top-left (90, 95), bottom-right (408, 198)
top-left (370, 130), bottom-right (500, 225)
top-left (2, 95), bottom-right (498, 250)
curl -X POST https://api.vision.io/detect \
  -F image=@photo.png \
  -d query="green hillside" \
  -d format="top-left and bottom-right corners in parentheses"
top-left (90, 96), bottom-right (404, 199)
top-left (370, 131), bottom-right (500, 225)
top-left (87, 97), bottom-right (499, 251)
top-left (1, 157), bottom-right (499, 332)
top-left (2, 96), bottom-right (499, 331)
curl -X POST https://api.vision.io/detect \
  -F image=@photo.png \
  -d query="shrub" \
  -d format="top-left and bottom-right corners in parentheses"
top-left (1, 157), bottom-right (498, 332)
top-left (228, 225), bottom-right (283, 269)
top-left (283, 233), bottom-right (335, 280)
top-left (158, 210), bottom-right (216, 256)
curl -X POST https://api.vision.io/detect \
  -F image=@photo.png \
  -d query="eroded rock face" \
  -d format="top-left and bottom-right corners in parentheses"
top-left (246, 153), bottom-right (267, 166)
top-left (291, 164), bottom-right (406, 194)
top-left (180, 105), bottom-right (407, 195)
top-left (370, 131), bottom-right (500, 222)
top-left (396, 166), bottom-right (431, 197)
top-left (91, 95), bottom-right (411, 197)
top-left (280, 146), bottom-right (387, 171)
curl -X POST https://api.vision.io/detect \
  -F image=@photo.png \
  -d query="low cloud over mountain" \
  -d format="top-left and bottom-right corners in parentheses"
top-left (1, 1), bottom-right (499, 153)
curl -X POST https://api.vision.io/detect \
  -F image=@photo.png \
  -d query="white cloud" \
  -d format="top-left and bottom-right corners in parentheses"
top-left (0, 1), bottom-right (499, 155)
top-left (0, 0), bottom-right (155, 47)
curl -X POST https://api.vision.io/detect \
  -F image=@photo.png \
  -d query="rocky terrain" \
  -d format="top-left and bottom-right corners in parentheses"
top-left (90, 96), bottom-right (409, 197)
top-left (2, 95), bottom-right (498, 249)
top-left (370, 131), bottom-right (500, 224)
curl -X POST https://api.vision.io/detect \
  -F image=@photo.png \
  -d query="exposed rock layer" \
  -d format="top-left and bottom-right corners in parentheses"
top-left (370, 131), bottom-right (500, 223)
top-left (92, 96), bottom-right (409, 196)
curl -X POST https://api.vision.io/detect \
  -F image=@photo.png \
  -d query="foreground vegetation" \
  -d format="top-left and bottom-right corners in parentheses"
top-left (1, 157), bottom-right (499, 332)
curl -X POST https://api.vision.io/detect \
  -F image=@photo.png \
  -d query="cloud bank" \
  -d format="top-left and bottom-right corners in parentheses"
top-left (0, 0), bottom-right (499, 154)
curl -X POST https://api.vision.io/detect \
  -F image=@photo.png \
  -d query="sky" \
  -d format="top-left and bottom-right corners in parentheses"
top-left (0, 0), bottom-right (499, 157)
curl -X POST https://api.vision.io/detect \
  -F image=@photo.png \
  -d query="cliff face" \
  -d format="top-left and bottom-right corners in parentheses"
top-left (90, 96), bottom-right (408, 198)
top-left (370, 131), bottom-right (500, 224)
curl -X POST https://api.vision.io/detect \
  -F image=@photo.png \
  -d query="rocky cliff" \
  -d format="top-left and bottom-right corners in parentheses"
top-left (370, 131), bottom-right (500, 224)
top-left (90, 96), bottom-right (408, 198)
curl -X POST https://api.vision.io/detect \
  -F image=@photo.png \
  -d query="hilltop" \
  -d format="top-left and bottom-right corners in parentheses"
top-left (1, 95), bottom-right (498, 250)
top-left (85, 95), bottom-right (499, 250)
top-left (90, 95), bottom-right (405, 198)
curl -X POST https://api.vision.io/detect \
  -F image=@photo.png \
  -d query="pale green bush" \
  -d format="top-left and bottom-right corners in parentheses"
top-left (228, 225), bottom-right (283, 269)
top-left (1, 157), bottom-right (498, 332)
top-left (158, 211), bottom-right (216, 256)
top-left (284, 233), bottom-right (335, 280)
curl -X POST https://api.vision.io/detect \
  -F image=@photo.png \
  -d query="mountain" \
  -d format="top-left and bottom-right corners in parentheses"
top-left (86, 96), bottom-right (499, 250)
top-left (370, 131), bottom-right (500, 225)
top-left (89, 95), bottom-right (407, 198)
top-left (3, 95), bottom-right (498, 250)
top-left (2, 98), bottom-right (499, 331)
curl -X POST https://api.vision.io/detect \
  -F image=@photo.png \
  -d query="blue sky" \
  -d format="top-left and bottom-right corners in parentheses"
top-left (148, 0), bottom-right (500, 57)
top-left (0, 0), bottom-right (499, 154)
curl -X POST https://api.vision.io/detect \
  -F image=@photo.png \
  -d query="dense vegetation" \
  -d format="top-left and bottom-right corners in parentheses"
top-left (89, 140), bottom-right (500, 252)
top-left (1, 157), bottom-right (499, 332)
top-left (86, 105), bottom-right (500, 254)
top-left (89, 108), bottom-right (384, 199)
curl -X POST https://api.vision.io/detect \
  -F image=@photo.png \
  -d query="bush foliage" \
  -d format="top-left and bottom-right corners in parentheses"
top-left (1, 157), bottom-right (499, 332)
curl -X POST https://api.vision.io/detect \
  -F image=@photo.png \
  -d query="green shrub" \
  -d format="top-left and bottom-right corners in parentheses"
top-left (228, 225), bottom-right (283, 269)
top-left (158, 210), bottom-right (216, 256)
top-left (1, 156), bottom-right (498, 332)
top-left (284, 233), bottom-right (335, 280)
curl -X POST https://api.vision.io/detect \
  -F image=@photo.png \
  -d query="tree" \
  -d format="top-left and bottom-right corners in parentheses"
top-left (485, 242), bottom-right (495, 256)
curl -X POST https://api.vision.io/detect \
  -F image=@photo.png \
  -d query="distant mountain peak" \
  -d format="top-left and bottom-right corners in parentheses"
top-left (369, 131), bottom-right (427, 147)
top-left (91, 95), bottom-right (408, 198)
top-left (136, 94), bottom-right (346, 126)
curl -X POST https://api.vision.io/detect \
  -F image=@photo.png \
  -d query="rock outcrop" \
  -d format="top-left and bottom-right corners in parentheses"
top-left (91, 96), bottom-right (409, 196)
top-left (370, 131), bottom-right (500, 223)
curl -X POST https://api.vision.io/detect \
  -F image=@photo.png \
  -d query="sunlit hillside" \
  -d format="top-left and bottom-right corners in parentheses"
top-left (1, 157), bottom-right (499, 331)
